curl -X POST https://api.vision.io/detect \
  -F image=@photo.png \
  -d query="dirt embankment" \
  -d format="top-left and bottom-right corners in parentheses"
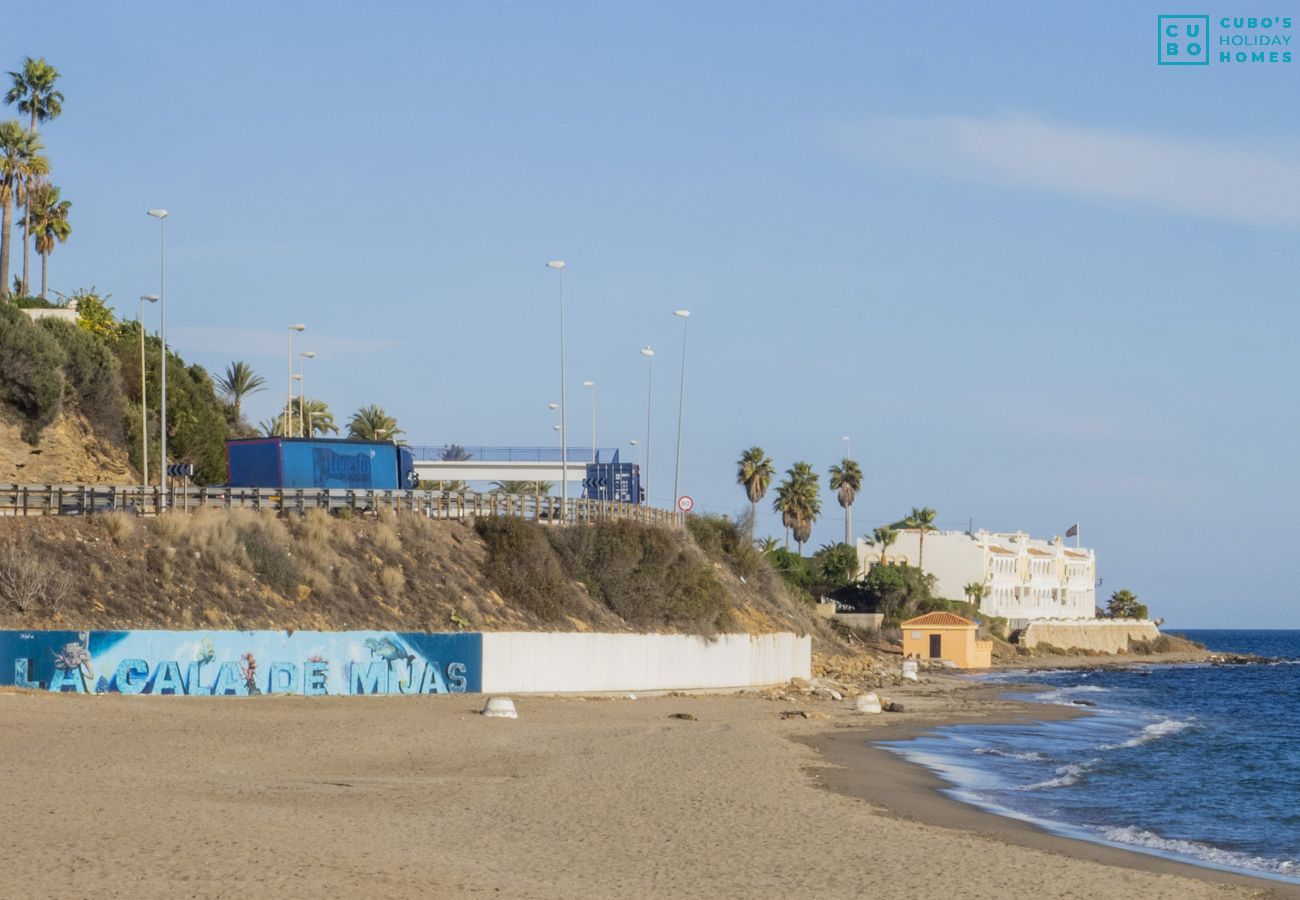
top-left (0, 411), bottom-right (135, 484)
top-left (0, 511), bottom-right (840, 642)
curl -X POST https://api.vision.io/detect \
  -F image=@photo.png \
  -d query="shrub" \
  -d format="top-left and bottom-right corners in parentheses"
top-left (552, 520), bottom-right (732, 633)
top-left (37, 318), bottom-right (127, 440)
top-left (0, 544), bottom-right (71, 614)
top-left (685, 514), bottom-right (763, 580)
top-left (474, 516), bottom-right (573, 621)
top-left (0, 303), bottom-right (67, 443)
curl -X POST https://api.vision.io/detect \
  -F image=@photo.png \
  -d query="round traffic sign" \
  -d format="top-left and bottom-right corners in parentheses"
top-left (677, 495), bottom-right (694, 513)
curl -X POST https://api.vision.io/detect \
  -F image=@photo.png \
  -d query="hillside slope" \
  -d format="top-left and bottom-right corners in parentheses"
top-left (0, 512), bottom-right (837, 644)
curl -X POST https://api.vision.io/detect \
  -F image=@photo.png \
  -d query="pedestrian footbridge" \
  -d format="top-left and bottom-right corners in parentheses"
top-left (408, 446), bottom-right (619, 484)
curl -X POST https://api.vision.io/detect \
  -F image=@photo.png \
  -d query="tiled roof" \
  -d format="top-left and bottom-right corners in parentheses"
top-left (901, 611), bottom-right (976, 628)
top-left (988, 545), bottom-right (1014, 555)
top-left (1064, 550), bottom-right (1089, 559)
top-left (1026, 548), bottom-right (1054, 557)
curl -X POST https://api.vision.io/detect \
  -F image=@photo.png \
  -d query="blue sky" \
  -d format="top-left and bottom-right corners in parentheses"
top-left (8, 2), bottom-right (1299, 626)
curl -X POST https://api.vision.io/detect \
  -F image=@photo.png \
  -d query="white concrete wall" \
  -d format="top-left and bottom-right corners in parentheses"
top-left (480, 631), bottom-right (811, 694)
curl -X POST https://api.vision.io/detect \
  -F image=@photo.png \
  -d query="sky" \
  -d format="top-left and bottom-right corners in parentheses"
top-left (7, 2), bottom-right (1299, 626)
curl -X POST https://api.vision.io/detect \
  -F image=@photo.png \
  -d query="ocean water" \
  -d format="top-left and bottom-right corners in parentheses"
top-left (881, 630), bottom-right (1300, 883)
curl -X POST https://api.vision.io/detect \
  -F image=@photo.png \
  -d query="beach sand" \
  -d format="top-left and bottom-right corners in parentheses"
top-left (1, 680), bottom-right (1293, 899)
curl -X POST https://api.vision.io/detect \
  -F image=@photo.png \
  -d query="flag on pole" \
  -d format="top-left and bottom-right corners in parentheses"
top-left (1065, 523), bottom-right (1079, 538)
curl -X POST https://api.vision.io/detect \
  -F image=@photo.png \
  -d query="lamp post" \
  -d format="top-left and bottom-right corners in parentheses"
top-left (640, 346), bottom-right (654, 502)
top-left (146, 209), bottom-right (168, 508)
top-left (628, 439), bottom-right (640, 471)
top-left (297, 351), bottom-right (316, 437)
top-left (286, 324), bottom-right (306, 436)
top-left (546, 261), bottom-right (567, 521)
top-left (843, 435), bottom-right (851, 460)
top-left (671, 310), bottom-right (690, 509)
top-left (138, 295), bottom-right (158, 492)
top-left (582, 380), bottom-right (596, 462)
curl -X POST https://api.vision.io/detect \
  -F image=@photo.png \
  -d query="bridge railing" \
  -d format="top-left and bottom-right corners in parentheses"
top-left (407, 446), bottom-right (620, 464)
top-left (0, 483), bottom-right (683, 528)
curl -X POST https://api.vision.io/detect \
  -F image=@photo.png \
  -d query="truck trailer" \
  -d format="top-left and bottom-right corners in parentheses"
top-left (226, 438), bottom-right (417, 491)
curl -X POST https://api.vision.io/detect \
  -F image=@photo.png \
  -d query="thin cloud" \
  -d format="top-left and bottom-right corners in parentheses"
top-left (169, 325), bottom-right (402, 359)
top-left (836, 113), bottom-right (1300, 227)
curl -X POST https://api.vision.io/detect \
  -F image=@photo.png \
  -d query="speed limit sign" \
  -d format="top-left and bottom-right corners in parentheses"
top-left (677, 495), bottom-right (694, 513)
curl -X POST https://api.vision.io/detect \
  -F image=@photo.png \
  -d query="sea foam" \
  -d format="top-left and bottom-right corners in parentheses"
top-left (1100, 826), bottom-right (1298, 877)
top-left (1099, 717), bottom-right (1196, 750)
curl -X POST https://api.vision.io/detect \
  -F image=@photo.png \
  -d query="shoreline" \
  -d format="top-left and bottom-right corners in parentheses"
top-left (804, 679), bottom-right (1299, 896)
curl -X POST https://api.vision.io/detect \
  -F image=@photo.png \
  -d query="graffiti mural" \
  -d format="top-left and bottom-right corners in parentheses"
top-left (0, 630), bottom-right (482, 696)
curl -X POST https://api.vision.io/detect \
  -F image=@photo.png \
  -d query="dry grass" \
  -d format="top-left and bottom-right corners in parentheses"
top-left (0, 511), bottom-right (838, 643)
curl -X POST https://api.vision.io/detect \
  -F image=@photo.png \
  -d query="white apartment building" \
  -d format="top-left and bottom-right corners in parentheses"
top-left (857, 529), bottom-right (1096, 627)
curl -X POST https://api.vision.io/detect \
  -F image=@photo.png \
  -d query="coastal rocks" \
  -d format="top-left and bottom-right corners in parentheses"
top-left (667, 713), bottom-right (697, 721)
top-left (883, 700), bottom-right (905, 713)
top-left (901, 660), bottom-right (919, 682)
top-left (854, 693), bottom-right (882, 714)
top-left (1208, 653), bottom-right (1275, 666)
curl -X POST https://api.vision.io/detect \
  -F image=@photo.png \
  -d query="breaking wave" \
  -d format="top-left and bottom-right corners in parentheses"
top-left (1099, 717), bottom-right (1196, 751)
top-left (1100, 826), bottom-right (1299, 877)
top-left (1018, 757), bottom-right (1101, 791)
top-left (972, 747), bottom-right (1046, 761)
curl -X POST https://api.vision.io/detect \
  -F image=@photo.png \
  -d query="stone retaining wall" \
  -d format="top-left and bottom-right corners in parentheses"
top-left (1019, 619), bottom-right (1160, 654)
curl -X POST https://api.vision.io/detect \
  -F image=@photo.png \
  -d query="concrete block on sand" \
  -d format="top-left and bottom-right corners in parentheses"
top-left (483, 696), bottom-right (518, 718)
top-left (855, 693), bottom-right (882, 714)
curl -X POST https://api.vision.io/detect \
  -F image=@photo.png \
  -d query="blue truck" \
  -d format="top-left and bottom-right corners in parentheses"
top-left (581, 462), bottom-right (642, 504)
top-left (226, 438), bottom-right (418, 491)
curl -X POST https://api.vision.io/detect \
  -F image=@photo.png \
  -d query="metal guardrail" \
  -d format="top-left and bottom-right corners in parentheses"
top-left (0, 483), bottom-right (683, 528)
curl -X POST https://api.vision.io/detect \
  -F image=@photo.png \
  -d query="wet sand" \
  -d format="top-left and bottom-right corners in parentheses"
top-left (0, 680), bottom-right (1293, 898)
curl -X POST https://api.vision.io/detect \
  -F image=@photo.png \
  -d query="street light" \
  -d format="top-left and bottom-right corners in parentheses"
top-left (146, 209), bottom-right (168, 508)
top-left (138, 295), bottom-right (158, 492)
top-left (298, 351), bottom-right (316, 437)
top-left (672, 310), bottom-right (690, 509)
top-left (546, 261), bottom-right (567, 521)
top-left (640, 346), bottom-right (654, 502)
top-left (286, 324), bottom-right (306, 436)
top-left (582, 380), bottom-right (597, 462)
top-left (843, 435), bottom-right (851, 459)
top-left (628, 439), bottom-right (640, 473)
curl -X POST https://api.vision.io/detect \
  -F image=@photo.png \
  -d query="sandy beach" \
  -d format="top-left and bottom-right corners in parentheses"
top-left (1, 677), bottom-right (1293, 899)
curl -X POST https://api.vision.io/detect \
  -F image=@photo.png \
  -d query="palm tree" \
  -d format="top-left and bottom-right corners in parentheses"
top-left (828, 458), bottom-right (863, 546)
top-left (773, 481), bottom-right (796, 549)
top-left (440, 444), bottom-right (472, 461)
top-left (867, 526), bottom-right (898, 567)
top-left (776, 461), bottom-right (820, 555)
top-left (299, 399), bottom-right (337, 436)
top-left (0, 120), bottom-right (48, 301)
top-left (421, 479), bottom-right (469, 493)
top-left (901, 506), bottom-right (939, 571)
top-left (257, 418), bottom-right (280, 437)
top-left (348, 404), bottom-right (403, 441)
top-left (216, 361), bottom-right (266, 420)
top-left (26, 182), bottom-right (69, 299)
top-left (756, 536), bottom-right (779, 554)
top-left (5, 57), bottom-right (62, 296)
top-left (736, 447), bottom-right (774, 539)
top-left (964, 582), bottom-right (987, 608)
top-left (491, 480), bottom-right (552, 496)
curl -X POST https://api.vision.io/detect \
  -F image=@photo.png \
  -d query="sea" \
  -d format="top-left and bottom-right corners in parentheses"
top-left (881, 630), bottom-right (1300, 883)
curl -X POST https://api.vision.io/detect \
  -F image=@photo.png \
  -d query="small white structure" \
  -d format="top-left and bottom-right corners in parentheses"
top-left (854, 692), bottom-right (882, 714)
top-left (22, 301), bottom-right (77, 324)
top-left (482, 696), bottom-right (518, 718)
top-left (859, 529), bottom-right (1097, 628)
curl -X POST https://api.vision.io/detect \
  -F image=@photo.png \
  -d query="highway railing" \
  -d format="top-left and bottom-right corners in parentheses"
top-left (0, 483), bottom-right (683, 528)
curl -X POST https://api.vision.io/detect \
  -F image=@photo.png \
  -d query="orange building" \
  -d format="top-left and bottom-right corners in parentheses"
top-left (900, 612), bottom-right (992, 669)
